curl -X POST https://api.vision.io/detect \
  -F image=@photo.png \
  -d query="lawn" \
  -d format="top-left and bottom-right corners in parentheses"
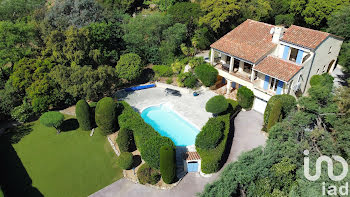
top-left (0, 116), bottom-right (123, 197)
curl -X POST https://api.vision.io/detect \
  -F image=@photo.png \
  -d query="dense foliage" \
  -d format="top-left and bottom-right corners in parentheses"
top-left (39, 111), bottom-right (64, 133)
top-left (266, 100), bottom-right (282, 131)
top-left (263, 94), bottom-right (296, 126)
top-left (75, 100), bottom-right (92, 131)
top-left (116, 128), bottom-right (134, 152)
top-left (116, 53), bottom-right (142, 81)
top-left (137, 163), bottom-right (161, 185)
top-left (194, 63), bottom-right (218, 87)
top-left (95, 97), bottom-right (116, 135)
top-left (197, 114), bottom-right (231, 174)
top-left (237, 86), bottom-right (254, 109)
top-left (195, 118), bottom-right (224, 150)
top-left (116, 152), bottom-right (133, 170)
top-left (159, 145), bottom-right (176, 184)
top-left (152, 65), bottom-right (173, 77)
top-left (118, 101), bottom-right (175, 169)
top-left (205, 95), bottom-right (229, 114)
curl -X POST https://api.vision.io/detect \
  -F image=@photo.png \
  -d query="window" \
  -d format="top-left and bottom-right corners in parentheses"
top-left (243, 62), bottom-right (252, 73)
top-left (302, 53), bottom-right (311, 63)
top-left (289, 48), bottom-right (298, 62)
top-left (226, 56), bottom-right (231, 64)
top-left (269, 78), bottom-right (278, 91)
top-left (316, 69), bottom-right (320, 74)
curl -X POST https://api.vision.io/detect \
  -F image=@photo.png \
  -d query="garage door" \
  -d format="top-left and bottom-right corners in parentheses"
top-left (187, 162), bottom-right (199, 172)
top-left (253, 97), bottom-right (267, 114)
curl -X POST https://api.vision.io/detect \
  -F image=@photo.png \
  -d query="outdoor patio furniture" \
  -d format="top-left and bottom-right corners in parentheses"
top-left (165, 88), bottom-right (182, 97)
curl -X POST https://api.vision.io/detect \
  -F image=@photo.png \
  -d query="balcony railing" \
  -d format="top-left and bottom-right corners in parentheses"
top-left (215, 63), bottom-right (251, 82)
top-left (253, 79), bottom-right (276, 96)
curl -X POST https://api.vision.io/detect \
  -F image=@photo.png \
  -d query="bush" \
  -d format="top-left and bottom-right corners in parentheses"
top-left (194, 63), bottom-right (218, 87)
top-left (95, 97), bottom-right (116, 135)
top-left (118, 101), bottom-right (174, 169)
top-left (116, 128), bottom-right (133, 152)
top-left (40, 111), bottom-right (64, 133)
top-left (166, 78), bottom-right (173, 84)
top-left (237, 86), bottom-right (254, 109)
top-left (75, 100), bottom-right (91, 131)
top-left (223, 99), bottom-right (241, 116)
top-left (195, 118), bottom-right (224, 150)
top-left (152, 65), bottom-right (173, 77)
top-left (188, 57), bottom-right (205, 69)
top-left (116, 152), bottom-right (133, 170)
top-left (197, 114), bottom-right (231, 173)
top-left (310, 73), bottom-right (334, 87)
top-left (310, 75), bottom-right (323, 86)
top-left (183, 73), bottom-right (198, 88)
top-left (266, 100), bottom-right (282, 131)
top-left (205, 95), bottom-right (229, 114)
top-left (10, 102), bottom-right (34, 123)
top-left (263, 94), bottom-right (296, 125)
top-left (116, 53), bottom-right (142, 81)
top-left (137, 163), bottom-right (161, 185)
top-left (160, 145), bottom-right (176, 184)
top-left (171, 60), bottom-right (183, 74)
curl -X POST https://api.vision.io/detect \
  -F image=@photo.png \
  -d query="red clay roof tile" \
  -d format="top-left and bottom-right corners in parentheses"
top-left (254, 56), bottom-right (302, 82)
top-left (210, 19), bottom-right (277, 63)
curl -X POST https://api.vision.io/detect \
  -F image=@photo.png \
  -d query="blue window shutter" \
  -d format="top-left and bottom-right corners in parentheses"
top-left (231, 82), bottom-right (236, 88)
top-left (263, 75), bottom-right (270, 90)
top-left (282, 46), bottom-right (290, 60)
top-left (296, 50), bottom-right (304, 64)
top-left (276, 80), bottom-right (284, 95)
top-left (222, 77), bottom-right (226, 84)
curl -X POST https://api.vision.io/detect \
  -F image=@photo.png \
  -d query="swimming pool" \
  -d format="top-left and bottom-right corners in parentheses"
top-left (141, 104), bottom-right (200, 146)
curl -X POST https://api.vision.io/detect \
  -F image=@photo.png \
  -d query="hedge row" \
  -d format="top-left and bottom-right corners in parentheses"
top-left (196, 114), bottom-right (231, 173)
top-left (263, 94), bottom-right (296, 126)
top-left (195, 118), bottom-right (224, 150)
top-left (118, 101), bottom-right (175, 169)
top-left (266, 100), bottom-right (282, 131)
top-left (160, 145), bottom-right (176, 184)
top-left (116, 128), bottom-right (134, 152)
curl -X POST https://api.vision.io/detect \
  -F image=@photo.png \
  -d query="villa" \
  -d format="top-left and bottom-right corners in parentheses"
top-left (209, 19), bottom-right (344, 113)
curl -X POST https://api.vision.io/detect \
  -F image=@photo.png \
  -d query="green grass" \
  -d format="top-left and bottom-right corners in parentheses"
top-left (0, 116), bottom-right (122, 197)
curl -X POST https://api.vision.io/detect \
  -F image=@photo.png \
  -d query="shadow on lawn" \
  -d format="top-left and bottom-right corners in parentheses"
top-left (60, 118), bottom-right (79, 132)
top-left (2, 124), bottom-right (33, 144)
top-left (0, 138), bottom-right (43, 197)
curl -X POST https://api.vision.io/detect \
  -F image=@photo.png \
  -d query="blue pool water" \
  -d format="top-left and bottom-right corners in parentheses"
top-left (141, 104), bottom-right (199, 146)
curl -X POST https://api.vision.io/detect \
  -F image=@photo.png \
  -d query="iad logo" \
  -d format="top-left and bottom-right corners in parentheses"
top-left (303, 150), bottom-right (349, 196)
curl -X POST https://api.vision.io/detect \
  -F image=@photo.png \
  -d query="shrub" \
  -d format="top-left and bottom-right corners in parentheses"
top-left (166, 78), bottom-right (173, 84)
top-left (152, 65), bottom-right (173, 77)
top-left (116, 128), bottom-right (133, 152)
top-left (141, 135), bottom-right (175, 169)
top-left (310, 73), bottom-right (334, 87)
top-left (40, 111), bottom-right (64, 133)
top-left (75, 100), bottom-right (91, 131)
top-left (237, 86), bottom-right (254, 109)
top-left (188, 57), bottom-right (205, 69)
top-left (137, 163), bottom-right (161, 185)
top-left (223, 99), bottom-right (241, 116)
top-left (116, 53), bottom-right (142, 81)
top-left (95, 97), bottom-right (116, 135)
top-left (118, 101), bottom-right (174, 169)
top-left (194, 63), bottom-right (218, 87)
top-left (263, 94), bottom-right (296, 125)
top-left (310, 75), bottom-right (323, 86)
top-left (183, 73), bottom-right (198, 88)
top-left (197, 114), bottom-right (230, 173)
top-left (205, 95), bottom-right (229, 114)
top-left (160, 145), bottom-right (176, 184)
top-left (266, 100), bottom-right (282, 131)
top-left (195, 118), bottom-right (224, 150)
top-left (116, 152), bottom-right (133, 170)
top-left (10, 102), bottom-right (34, 123)
top-left (171, 60), bottom-right (183, 74)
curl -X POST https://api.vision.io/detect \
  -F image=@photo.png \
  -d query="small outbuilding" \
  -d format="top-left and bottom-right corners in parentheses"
top-left (183, 152), bottom-right (201, 172)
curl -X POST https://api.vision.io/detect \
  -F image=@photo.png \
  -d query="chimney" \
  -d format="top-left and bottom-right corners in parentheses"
top-left (272, 26), bottom-right (284, 44)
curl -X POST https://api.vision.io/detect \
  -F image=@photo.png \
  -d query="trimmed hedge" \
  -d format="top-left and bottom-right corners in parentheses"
top-left (237, 86), bottom-right (254, 109)
top-left (197, 114), bottom-right (231, 173)
top-left (137, 163), bottom-right (161, 185)
top-left (160, 145), bottom-right (176, 184)
top-left (118, 101), bottom-right (175, 169)
top-left (152, 65), bottom-right (173, 77)
top-left (116, 128), bottom-right (133, 152)
top-left (266, 100), bottom-right (282, 131)
top-left (39, 111), bottom-right (64, 132)
top-left (205, 95), bottom-right (228, 114)
top-left (95, 97), bottom-right (116, 135)
top-left (263, 94), bottom-right (296, 125)
top-left (116, 152), bottom-right (133, 170)
top-left (75, 100), bottom-right (91, 131)
top-left (194, 63), bottom-right (218, 87)
top-left (195, 118), bottom-right (224, 150)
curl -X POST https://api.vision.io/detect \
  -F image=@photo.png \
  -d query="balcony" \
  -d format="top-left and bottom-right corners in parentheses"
top-left (253, 79), bottom-right (276, 96)
top-left (214, 63), bottom-right (251, 83)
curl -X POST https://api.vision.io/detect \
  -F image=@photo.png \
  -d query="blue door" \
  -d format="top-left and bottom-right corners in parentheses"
top-left (187, 162), bottom-right (199, 172)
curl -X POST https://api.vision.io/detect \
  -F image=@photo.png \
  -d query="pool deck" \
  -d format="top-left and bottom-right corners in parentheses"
top-left (116, 85), bottom-right (217, 130)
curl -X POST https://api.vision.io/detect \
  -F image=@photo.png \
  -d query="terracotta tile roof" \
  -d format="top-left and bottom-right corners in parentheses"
top-left (254, 56), bottom-right (302, 82)
top-left (184, 152), bottom-right (201, 161)
top-left (210, 19), bottom-right (276, 64)
top-left (281, 25), bottom-right (329, 50)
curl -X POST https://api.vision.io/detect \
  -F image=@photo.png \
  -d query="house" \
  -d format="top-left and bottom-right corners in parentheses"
top-left (209, 19), bottom-right (343, 113)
